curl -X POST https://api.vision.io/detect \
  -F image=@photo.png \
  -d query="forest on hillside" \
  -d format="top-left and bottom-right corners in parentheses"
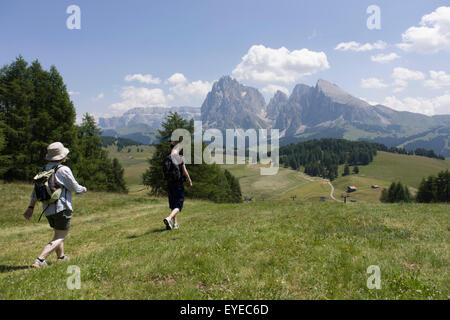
top-left (279, 139), bottom-right (380, 181)
top-left (0, 57), bottom-right (127, 193)
top-left (279, 138), bottom-right (445, 181)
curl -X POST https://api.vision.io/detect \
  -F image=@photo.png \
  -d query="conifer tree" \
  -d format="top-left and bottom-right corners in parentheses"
top-left (0, 57), bottom-right (127, 192)
top-left (342, 164), bottom-right (350, 176)
top-left (0, 57), bottom-right (77, 180)
top-left (73, 114), bottom-right (128, 193)
top-left (143, 112), bottom-right (242, 203)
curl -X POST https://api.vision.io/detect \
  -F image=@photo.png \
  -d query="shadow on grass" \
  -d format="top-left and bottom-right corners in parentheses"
top-left (0, 265), bottom-right (30, 273)
top-left (126, 227), bottom-right (168, 239)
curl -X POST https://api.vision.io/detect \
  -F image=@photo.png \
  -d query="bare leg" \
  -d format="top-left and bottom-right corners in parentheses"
top-left (168, 208), bottom-right (179, 222)
top-left (55, 241), bottom-right (64, 258)
top-left (38, 229), bottom-right (68, 260)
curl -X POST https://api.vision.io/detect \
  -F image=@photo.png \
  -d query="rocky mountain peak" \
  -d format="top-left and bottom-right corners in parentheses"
top-left (266, 90), bottom-right (288, 120)
top-left (201, 76), bottom-right (268, 129)
top-left (315, 79), bottom-right (369, 108)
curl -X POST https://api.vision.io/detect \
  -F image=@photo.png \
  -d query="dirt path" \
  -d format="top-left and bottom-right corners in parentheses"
top-left (298, 172), bottom-right (343, 203)
top-left (327, 180), bottom-right (344, 203)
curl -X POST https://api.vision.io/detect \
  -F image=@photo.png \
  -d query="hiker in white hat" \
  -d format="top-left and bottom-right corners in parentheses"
top-left (23, 142), bottom-right (87, 268)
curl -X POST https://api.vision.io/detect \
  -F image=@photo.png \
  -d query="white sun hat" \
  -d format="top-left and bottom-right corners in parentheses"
top-left (45, 142), bottom-right (70, 161)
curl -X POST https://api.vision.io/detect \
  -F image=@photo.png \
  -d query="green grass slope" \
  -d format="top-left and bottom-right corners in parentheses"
top-left (105, 145), bottom-right (155, 186)
top-left (355, 151), bottom-right (450, 188)
top-left (0, 182), bottom-right (448, 299)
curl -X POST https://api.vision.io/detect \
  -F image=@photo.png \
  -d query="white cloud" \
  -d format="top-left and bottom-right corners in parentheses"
top-left (424, 70), bottom-right (450, 89)
top-left (391, 67), bottom-right (425, 88)
top-left (124, 73), bottom-right (161, 84)
top-left (169, 80), bottom-right (212, 106)
top-left (68, 91), bottom-right (80, 96)
top-left (361, 77), bottom-right (388, 89)
top-left (261, 84), bottom-right (289, 97)
top-left (370, 52), bottom-right (400, 63)
top-left (232, 45), bottom-right (329, 84)
top-left (167, 73), bottom-right (187, 84)
top-left (382, 94), bottom-right (450, 115)
top-left (334, 40), bottom-right (387, 52)
top-left (397, 6), bottom-right (450, 53)
top-left (92, 92), bottom-right (104, 101)
top-left (110, 86), bottom-right (168, 111)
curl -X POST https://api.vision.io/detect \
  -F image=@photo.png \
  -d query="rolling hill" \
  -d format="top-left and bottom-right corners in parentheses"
top-left (222, 151), bottom-right (450, 203)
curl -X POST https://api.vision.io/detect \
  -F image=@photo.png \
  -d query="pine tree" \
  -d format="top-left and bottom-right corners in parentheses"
top-left (380, 188), bottom-right (389, 203)
top-left (387, 182), bottom-right (397, 202)
top-left (224, 169), bottom-right (243, 203)
top-left (382, 181), bottom-right (411, 203)
top-left (0, 57), bottom-right (77, 180)
top-left (342, 164), bottom-right (350, 176)
top-left (0, 120), bottom-right (5, 152)
top-left (0, 120), bottom-right (6, 176)
top-left (416, 177), bottom-right (435, 203)
top-left (72, 114), bottom-right (128, 193)
top-left (143, 112), bottom-right (193, 196)
top-left (142, 112), bottom-right (241, 203)
top-left (435, 170), bottom-right (450, 202)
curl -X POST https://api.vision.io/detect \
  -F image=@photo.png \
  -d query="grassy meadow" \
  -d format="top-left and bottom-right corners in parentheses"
top-left (0, 147), bottom-right (448, 299)
top-left (105, 145), bottom-right (155, 186)
top-left (0, 182), bottom-right (448, 299)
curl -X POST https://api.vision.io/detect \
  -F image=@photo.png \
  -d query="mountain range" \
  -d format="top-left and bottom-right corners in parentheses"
top-left (98, 76), bottom-right (450, 156)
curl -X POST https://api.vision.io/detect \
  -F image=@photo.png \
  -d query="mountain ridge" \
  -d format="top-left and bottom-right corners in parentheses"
top-left (98, 76), bottom-right (450, 156)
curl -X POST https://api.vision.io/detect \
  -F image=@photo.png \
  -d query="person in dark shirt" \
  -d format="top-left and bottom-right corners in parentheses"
top-left (163, 141), bottom-right (192, 230)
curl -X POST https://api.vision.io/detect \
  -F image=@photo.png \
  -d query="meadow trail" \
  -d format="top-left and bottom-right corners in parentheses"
top-left (327, 181), bottom-right (343, 203)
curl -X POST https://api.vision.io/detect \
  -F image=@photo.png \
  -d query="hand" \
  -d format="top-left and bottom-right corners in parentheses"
top-left (83, 187), bottom-right (87, 193)
top-left (23, 207), bottom-right (34, 220)
top-left (188, 180), bottom-right (193, 187)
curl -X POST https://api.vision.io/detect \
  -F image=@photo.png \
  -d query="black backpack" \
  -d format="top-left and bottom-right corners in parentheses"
top-left (162, 156), bottom-right (184, 183)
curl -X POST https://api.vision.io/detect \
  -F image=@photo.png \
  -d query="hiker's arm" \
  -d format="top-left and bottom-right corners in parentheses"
top-left (23, 197), bottom-right (37, 220)
top-left (60, 167), bottom-right (87, 194)
top-left (182, 164), bottom-right (192, 187)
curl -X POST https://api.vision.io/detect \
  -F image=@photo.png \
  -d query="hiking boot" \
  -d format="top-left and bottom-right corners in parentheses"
top-left (57, 255), bottom-right (69, 262)
top-left (31, 258), bottom-right (48, 269)
top-left (163, 217), bottom-right (173, 230)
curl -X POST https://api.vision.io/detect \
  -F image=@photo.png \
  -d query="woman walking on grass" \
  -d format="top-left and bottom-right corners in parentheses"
top-left (163, 140), bottom-right (192, 230)
top-left (23, 142), bottom-right (87, 268)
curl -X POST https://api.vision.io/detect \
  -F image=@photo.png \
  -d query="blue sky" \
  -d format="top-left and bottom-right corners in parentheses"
top-left (1, 0), bottom-right (450, 120)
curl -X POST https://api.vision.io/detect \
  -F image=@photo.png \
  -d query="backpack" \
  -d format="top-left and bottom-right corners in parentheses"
top-left (33, 165), bottom-right (63, 205)
top-left (162, 156), bottom-right (184, 183)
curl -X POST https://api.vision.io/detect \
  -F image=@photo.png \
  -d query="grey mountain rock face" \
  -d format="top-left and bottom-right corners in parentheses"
top-left (201, 76), bottom-right (269, 130)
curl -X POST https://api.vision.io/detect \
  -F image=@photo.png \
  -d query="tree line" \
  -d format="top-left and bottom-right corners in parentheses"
top-left (0, 57), bottom-right (127, 193)
top-left (380, 146), bottom-right (445, 160)
top-left (416, 170), bottom-right (449, 203)
top-left (280, 138), bottom-right (446, 181)
top-left (279, 139), bottom-right (379, 181)
top-left (380, 170), bottom-right (449, 203)
top-left (142, 112), bottom-right (242, 203)
top-left (100, 136), bottom-right (144, 152)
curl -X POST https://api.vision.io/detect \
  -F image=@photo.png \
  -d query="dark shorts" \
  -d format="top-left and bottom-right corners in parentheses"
top-left (46, 210), bottom-right (72, 230)
top-left (167, 184), bottom-right (184, 211)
